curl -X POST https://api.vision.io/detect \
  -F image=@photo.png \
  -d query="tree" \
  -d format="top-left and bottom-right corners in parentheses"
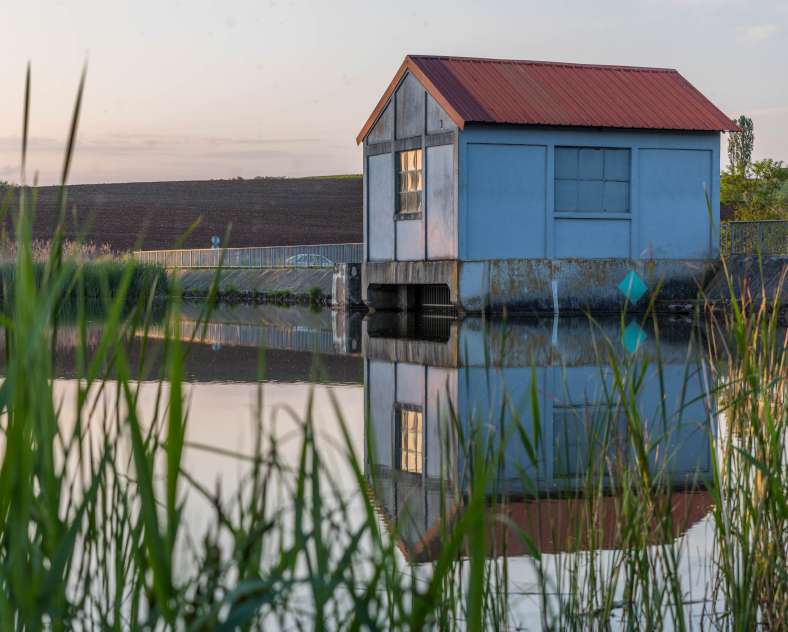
top-left (728, 115), bottom-right (754, 175)
top-left (721, 159), bottom-right (788, 220)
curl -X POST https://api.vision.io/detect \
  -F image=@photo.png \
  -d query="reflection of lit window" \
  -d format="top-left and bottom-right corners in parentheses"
top-left (396, 149), bottom-right (423, 217)
top-left (396, 405), bottom-right (423, 474)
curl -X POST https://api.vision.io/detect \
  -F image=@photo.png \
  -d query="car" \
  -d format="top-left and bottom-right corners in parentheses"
top-left (284, 253), bottom-right (334, 268)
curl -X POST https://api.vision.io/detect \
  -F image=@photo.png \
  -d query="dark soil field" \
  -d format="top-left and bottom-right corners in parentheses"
top-left (13, 176), bottom-right (362, 251)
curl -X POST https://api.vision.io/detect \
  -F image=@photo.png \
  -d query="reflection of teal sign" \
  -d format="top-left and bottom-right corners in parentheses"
top-left (623, 321), bottom-right (647, 353)
top-left (618, 271), bottom-right (647, 304)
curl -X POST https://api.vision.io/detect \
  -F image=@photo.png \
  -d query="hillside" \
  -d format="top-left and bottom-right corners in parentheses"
top-left (13, 176), bottom-right (362, 251)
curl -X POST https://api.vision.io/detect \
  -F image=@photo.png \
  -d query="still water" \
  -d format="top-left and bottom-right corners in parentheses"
top-left (51, 303), bottom-right (722, 627)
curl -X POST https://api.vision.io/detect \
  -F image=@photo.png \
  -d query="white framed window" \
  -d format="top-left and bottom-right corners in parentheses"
top-left (555, 147), bottom-right (631, 213)
top-left (396, 149), bottom-right (423, 218)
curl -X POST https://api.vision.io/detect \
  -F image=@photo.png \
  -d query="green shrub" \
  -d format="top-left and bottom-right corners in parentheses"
top-left (308, 285), bottom-right (323, 304)
top-left (0, 260), bottom-right (167, 306)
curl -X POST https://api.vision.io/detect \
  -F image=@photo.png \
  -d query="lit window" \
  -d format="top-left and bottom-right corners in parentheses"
top-left (397, 149), bottom-right (423, 217)
top-left (396, 405), bottom-right (423, 474)
top-left (555, 147), bottom-right (630, 213)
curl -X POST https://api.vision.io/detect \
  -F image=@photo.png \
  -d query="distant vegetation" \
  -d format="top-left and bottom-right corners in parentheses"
top-left (722, 115), bottom-right (788, 221)
top-left (0, 237), bottom-right (167, 306)
top-left (0, 237), bottom-right (123, 263)
top-left (0, 260), bottom-right (167, 305)
top-left (304, 173), bottom-right (362, 180)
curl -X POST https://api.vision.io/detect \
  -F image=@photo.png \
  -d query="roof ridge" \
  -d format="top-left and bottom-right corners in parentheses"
top-left (407, 54), bottom-right (678, 73)
top-left (356, 54), bottom-right (736, 143)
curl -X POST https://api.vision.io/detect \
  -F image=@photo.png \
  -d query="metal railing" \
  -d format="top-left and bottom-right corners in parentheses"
top-left (134, 242), bottom-right (363, 269)
top-left (721, 220), bottom-right (788, 256)
top-left (147, 319), bottom-right (339, 355)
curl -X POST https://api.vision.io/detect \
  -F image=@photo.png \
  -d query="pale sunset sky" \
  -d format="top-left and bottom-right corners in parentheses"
top-left (0, 0), bottom-right (786, 185)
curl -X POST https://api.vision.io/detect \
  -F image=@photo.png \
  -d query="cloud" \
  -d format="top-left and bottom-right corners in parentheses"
top-left (0, 165), bottom-right (17, 178)
top-left (748, 105), bottom-right (788, 116)
top-left (0, 136), bottom-right (63, 152)
top-left (647, 0), bottom-right (745, 7)
top-left (206, 149), bottom-right (293, 160)
top-left (738, 24), bottom-right (782, 43)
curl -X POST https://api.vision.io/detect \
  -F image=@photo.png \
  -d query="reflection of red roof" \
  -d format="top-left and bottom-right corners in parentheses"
top-left (357, 55), bottom-right (737, 144)
top-left (394, 491), bottom-right (712, 563)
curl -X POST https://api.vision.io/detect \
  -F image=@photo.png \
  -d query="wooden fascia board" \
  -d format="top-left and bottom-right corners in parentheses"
top-left (356, 56), bottom-right (466, 145)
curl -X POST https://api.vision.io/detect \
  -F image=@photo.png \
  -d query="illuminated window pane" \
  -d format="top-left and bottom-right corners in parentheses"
top-left (396, 406), bottom-right (423, 474)
top-left (396, 149), bottom-right (423, 216)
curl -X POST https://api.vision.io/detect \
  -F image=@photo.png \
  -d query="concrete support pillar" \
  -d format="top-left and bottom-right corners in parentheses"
top-left (331, 263), bottom-right (364, 310)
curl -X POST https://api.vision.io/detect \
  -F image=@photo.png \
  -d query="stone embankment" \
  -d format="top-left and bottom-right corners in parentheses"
top-left (174, 268), bottom-right (333, 304)
top-left (706, 256), bottom-right (788, 309)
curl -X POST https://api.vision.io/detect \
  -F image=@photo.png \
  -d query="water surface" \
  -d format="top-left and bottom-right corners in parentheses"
top-left (45, 303), bottom-right (725, 627)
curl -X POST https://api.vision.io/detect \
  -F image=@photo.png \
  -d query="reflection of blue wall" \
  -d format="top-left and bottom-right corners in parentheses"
top-left (459, 126), bottom-right (720, 261)
top-left (365, 315), bottom-right (714, 496)
top-left (455, 363), bottom-right (711, 493)
top-left (368, 360), bottom-right (712, 495)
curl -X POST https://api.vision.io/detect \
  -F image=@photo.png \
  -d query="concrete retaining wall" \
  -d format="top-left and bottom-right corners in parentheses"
top-left (331, 263), bottom-right (364, 310)
top-left (174, 267), bottom-right (333, 299)
top-left (364, 258), bottom-right (718, 314)
top-left (706, 256), bottom-right (788, 306)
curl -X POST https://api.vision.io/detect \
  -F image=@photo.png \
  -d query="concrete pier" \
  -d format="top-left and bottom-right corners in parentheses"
top-left (364, 258), bottom-right (719, 315)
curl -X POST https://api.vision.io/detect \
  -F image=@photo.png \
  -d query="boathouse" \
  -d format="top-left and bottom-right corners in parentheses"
top-left (356, 55), bottom-right (736, 313)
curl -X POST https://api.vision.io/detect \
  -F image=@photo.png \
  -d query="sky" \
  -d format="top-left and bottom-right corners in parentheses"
top-left (0, 0), bottom-right (786, 185)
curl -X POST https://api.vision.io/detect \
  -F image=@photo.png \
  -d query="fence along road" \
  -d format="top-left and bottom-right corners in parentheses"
top-left (721, 220), bottom-right (788, 256)
top-left (135, 223), bottom-right (787, 267)
top-left (134, 243), bottom-right (363, 269)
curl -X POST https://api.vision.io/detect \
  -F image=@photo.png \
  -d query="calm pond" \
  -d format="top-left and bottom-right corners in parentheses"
top-left (42, 303), bottom-right (745, 627)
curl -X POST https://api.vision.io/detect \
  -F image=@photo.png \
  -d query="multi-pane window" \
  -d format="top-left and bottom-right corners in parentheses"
top-left (553, 404), bottom-right (626, 478)
top-left (397, 149), bottom-right (423, 217)
top-left (555, 147), bottom-right (630, 213)
top-left (396, 405), bottom-right (423, 474)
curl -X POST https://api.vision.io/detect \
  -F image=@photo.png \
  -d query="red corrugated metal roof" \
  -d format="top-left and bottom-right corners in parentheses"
top-left (357, 55), bottom-right (737, 143)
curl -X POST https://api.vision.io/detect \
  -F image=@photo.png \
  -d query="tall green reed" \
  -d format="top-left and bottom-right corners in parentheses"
top-left (0, 63), bottom-right (786, 631)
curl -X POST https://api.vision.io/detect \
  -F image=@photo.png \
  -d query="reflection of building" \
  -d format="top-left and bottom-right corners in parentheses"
top-left (357, 55), bottom-right (736, 313)
top-left (364, 315), bottom-right (714, 561)
top-left (145, 303), bottom-right (363, 356)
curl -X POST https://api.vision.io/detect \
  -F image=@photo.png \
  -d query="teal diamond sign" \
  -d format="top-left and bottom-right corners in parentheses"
top-left (618, 271), bottom-right (647, 304)
top-left (623, 321), bottom-right (648, 353)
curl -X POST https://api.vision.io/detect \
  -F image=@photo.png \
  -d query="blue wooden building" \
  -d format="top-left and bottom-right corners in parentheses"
top-left (356, 55), bottom-right (736, 313)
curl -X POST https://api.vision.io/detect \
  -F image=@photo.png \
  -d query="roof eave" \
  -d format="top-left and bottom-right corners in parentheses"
top-left (355, 56), bottom-right (467, 145)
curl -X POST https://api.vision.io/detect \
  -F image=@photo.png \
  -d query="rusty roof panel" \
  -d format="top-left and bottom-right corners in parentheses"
top-left (357, 55), bottom-right (736, 143)
top-left (410, 55), bottom-right (736, 132)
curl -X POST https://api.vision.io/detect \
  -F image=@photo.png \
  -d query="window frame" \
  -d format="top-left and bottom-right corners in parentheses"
top-left (554, 146), bottom-right (631, 214)
top-left (395, 148), bottom-right (424, 220)
top-left (552, 403), bottom-right (627, 479)
top-left (394, 403), bottom-right (424, 475)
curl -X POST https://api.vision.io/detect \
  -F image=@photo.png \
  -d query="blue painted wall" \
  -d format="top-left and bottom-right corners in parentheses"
top-left (465, 143), bottom-right (546, 259)
top-left (458, 126), bottom-right (721, 261)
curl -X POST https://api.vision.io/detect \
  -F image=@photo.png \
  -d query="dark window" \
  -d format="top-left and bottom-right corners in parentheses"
top-left (555, 147), bottom-right (630, 213)
top-left (395, 404), bottom-right (423, 474)
top-left (397, 149), bottom-right (423, 217)
top-left (553, 404), bottom-right (626, 478)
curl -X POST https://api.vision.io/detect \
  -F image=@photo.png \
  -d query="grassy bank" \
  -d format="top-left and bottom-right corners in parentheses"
top-left (0, 259), bottom-right (168, 306)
